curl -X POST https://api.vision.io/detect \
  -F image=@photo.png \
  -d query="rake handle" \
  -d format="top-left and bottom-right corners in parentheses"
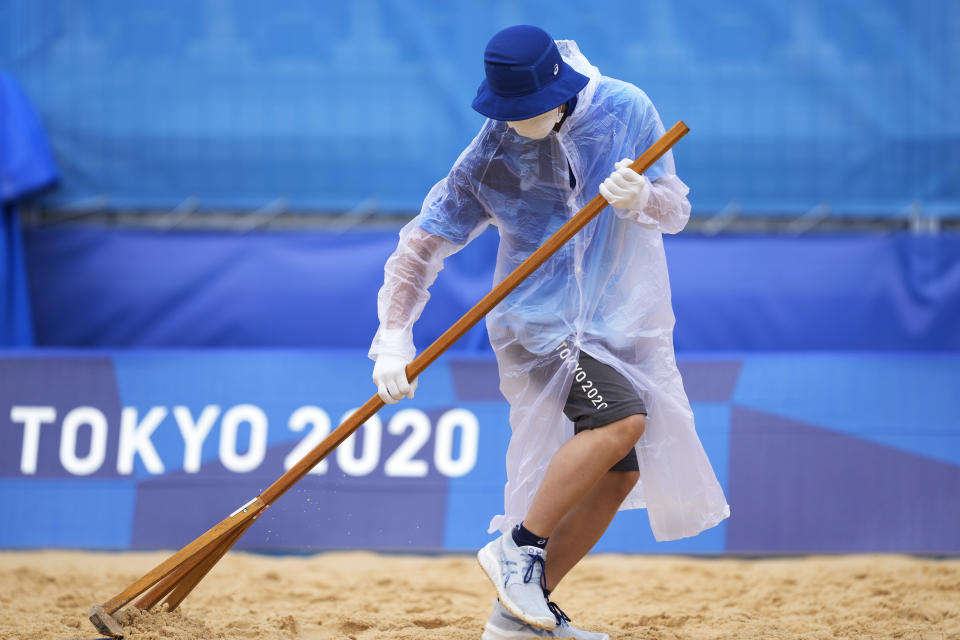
top-left (98, 498), bottom-right (266, 614)
top-left (259, 120), bottom-right (689, 506)
top-left (90, 121), bottom-right (689, 637)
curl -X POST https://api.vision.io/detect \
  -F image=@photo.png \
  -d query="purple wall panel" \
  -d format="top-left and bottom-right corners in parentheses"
top-left (0, 357), bottom-right (123, 479)
top-left (129, 424), bottom-right (450, 551)
top-left (727, 406), bottom-right (960, 553)
top-left (677, 360), bottom-right (742, 402)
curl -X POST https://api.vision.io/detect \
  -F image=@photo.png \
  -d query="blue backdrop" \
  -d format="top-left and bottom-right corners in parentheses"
top-left (2, 0), bottom-right (957, 217)
top-left (23, 227), bottom-right (960, 351)
top-left (2, 350), bottom-right (958, 553)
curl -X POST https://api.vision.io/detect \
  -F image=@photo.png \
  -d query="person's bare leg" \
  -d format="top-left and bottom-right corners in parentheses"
top-left (543, 469), bottom-right (639, 592)
top-left (522, 415), bottom-right (644, 538)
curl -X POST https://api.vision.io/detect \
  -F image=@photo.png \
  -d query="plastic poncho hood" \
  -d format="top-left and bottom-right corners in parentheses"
top-left (371, 41), bottom-right (729, 542)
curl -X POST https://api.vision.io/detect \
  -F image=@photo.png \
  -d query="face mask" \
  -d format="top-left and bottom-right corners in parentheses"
top-left (507, 106), bottom-right (563, 139)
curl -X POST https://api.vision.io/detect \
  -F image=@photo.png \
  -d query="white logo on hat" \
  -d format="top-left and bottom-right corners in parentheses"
top-left (553, 63), bottom-right (559, 75)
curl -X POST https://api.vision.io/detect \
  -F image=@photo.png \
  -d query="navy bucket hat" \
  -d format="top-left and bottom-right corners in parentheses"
top-left (472, 25), bottom-right (589, 121)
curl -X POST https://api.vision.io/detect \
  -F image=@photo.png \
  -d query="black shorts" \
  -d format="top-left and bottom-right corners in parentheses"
top-left (563, 351), bottom-right (645, 472)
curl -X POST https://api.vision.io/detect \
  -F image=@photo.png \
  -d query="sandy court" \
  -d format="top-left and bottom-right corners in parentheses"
top-left (2, 550), bottom-right (957, 640)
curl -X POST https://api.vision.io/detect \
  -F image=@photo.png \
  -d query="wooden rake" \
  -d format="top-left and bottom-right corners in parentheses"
top-left (89, 120), bottom-right (690, 638)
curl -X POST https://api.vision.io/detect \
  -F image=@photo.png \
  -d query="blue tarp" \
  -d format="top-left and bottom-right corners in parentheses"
top-left (1, 1), bottom-right (957, 217)
top-left (23, 227), bottom-right (960, 351)
top-left (0, 71), bottom-right (57, 346)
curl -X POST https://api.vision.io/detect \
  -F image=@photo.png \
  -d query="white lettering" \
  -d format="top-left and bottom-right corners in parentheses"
top-left (13, 401), bottom-right (485, 478)
top-left (434, 409), bottom-right (479, 477)
top-left (384, 409), bottom-right (430, 478)
top-left (118, 407), bottom-right (167, 475)
top-left (173, 405), bottom-right (220, 473)
top-left (220, 404), bottom-right (267, 473)
top-left (284, 407), bottom-right (331, 475)
top-left (60, 407), bottom-right (107, 476)
top-left (337, 410), bottom-right (382, 476)
top-left (11, 406), bottom-right (56, 475)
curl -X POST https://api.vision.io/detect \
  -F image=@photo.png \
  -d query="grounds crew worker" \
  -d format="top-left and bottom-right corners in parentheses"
top-left (370, 25), bottom-right (729, 640)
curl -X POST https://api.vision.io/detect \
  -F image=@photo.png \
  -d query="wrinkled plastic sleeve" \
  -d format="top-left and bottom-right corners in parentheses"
top-left (368, 227), bottom-right (451, 361)
top-left (369, 172), bottom-right (490, 362)
top-left (614, 174), bottom-right (692, 234)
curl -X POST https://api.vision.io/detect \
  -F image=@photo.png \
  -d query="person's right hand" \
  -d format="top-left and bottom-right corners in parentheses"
top-left (373, 354), bottom-right (418, 404)
top-left (599, 158), bottom-right (651, 212)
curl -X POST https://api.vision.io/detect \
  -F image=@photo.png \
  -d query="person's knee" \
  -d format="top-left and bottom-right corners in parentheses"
top-left (625, 414), bottom-right (646, 440)
top-left (611, 470), bottom-right (640, 501)
top-left (611, 414), bottom-right (645, 454)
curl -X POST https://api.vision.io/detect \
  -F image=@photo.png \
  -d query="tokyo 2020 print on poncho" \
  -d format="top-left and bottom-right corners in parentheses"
top-left (370, 41), bottom-right (729, 543)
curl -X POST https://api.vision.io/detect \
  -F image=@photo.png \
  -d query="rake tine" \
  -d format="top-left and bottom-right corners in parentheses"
top-left (132, 519), bottom-right (252, 612)
top-left (160, 520), bottom-right (253, 612)
top-left (89, 497), bottom-right (265, 637)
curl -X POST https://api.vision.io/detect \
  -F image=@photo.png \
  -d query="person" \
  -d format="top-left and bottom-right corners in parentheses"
top-left (369, 25), bottom-right (729, 640)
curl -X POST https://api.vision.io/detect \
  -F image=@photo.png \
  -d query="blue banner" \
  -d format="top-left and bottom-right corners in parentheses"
top-left (1, 1), bottom-right (957, 217)
top-left (2, 351), bottom-right (958, 553)
top-left (23, 228), bottom-right (960, 351)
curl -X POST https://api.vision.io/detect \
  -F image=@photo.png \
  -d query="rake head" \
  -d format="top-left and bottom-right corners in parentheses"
top-left (89, 604), bottom-right (125, 637)
top-left (87, 497), bottom-right (264, 638)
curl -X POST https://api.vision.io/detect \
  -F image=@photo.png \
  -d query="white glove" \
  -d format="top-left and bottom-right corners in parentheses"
top-left (599, 158), bottom-right (650, 212)
top-left (373, 354), bottom-right (418, 404)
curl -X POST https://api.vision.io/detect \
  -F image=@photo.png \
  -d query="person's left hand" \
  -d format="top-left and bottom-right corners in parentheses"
top-left (599, 158), bottom-right (650, 211)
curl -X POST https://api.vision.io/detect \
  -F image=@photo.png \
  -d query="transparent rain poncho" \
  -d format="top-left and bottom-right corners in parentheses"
top-left (370, 41), bottom-right (729, 542)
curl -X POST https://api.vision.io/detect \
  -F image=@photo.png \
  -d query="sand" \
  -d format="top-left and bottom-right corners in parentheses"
top-left (1, 550), bottom-right (957, 640)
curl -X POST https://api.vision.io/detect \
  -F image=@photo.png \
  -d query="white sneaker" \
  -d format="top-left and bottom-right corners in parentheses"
top-left (478, 533), bottom-right (556, 630)
top-left (482, 599), bottom-right (610, 640)
top-left (547, 601), bottom-right (611, 640)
